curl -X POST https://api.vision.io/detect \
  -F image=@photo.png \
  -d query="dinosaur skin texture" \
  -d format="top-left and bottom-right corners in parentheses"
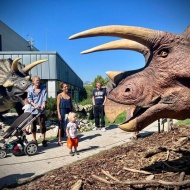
top-left (69, 25), bottom-right (190, 132)
top-left (0, 58), bottom-right (47, 117)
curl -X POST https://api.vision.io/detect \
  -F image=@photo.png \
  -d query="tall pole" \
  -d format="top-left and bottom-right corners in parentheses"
top-left (46, 28), bottom-right (48, 51)
top-left (158, 119), bottom-right (160, 133)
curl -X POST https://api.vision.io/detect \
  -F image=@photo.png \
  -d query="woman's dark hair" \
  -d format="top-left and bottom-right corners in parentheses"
top-left (60, 82), bottom-right (67, 89)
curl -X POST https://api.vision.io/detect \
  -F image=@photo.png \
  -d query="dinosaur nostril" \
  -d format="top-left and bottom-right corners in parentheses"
top-left (125, 88), bottom-right (130, 92)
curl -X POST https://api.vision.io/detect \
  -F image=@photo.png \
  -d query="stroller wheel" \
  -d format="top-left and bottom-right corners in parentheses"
top-left (24, 142), bottom-right (38, 156)
top-left (0, 150), bottom-right (7, 158)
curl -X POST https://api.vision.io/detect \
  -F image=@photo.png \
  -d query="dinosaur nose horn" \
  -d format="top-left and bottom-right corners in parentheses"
top-left (11, 58), bottom-right (22, 71)
top-left (106, 71), bottom-right (122, 81)
top-left (22, 59), bottom-right (48, 73)
top-left (69, 25), bottom-right (163, 46)
top-left (25, 76), bottom-right (31, 80)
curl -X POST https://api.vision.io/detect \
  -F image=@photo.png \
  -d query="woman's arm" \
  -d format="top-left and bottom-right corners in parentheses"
top-left (70, 95), bottom-right (73, 111)
top-left (57, 94), bottom-right (61, 120)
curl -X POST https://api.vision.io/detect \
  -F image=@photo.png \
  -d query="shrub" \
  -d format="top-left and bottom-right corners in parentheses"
top-left (46, 97), bottom-right (57, 120)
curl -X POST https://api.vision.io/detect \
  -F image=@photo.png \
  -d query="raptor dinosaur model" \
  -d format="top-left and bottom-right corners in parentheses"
top-left (0, 58), bottom-right (47, 118)
top-left (69, 25), bottom-right (190, 132)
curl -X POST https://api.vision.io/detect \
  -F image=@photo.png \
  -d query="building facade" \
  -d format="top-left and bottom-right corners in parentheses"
top-left (0, 20), bottom-right (83, 100)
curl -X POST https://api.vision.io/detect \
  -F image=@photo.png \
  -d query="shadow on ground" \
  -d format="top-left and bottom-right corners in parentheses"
top-left (105, 124), bottom-right (118, 130)
top-left (140, 131), bottom-right (154, 138)
top-left (78, 146), bottom-right (100, 153)
top-left (79, 134), bottom-right (102, 142)
top-left (0, 173), bottom-right (35, 189)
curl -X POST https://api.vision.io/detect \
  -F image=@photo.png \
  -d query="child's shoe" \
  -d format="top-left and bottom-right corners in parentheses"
top-left (75, 151), bottom-right (79, 155)
top-left (69, 151), bottom-right (74, 156)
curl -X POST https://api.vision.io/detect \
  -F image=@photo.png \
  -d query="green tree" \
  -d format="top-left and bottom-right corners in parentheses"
top-left (92, 75), bottom-right (104, 88)
top-left (92, 75), bottom-right (111, 88)
top-left (104, 77), bottom-right (111, 86)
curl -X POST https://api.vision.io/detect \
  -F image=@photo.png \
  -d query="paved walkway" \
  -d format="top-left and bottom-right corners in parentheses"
top-left (0, 121), bottom-right (164, 188)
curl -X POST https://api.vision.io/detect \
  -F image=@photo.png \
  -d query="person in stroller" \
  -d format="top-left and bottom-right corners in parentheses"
top-left (27, 76), bottom-right (48, 147)
top-left (22, 98), bottom-right (31, 135)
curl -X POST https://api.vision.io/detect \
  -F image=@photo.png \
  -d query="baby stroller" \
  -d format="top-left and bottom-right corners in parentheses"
top-left (0, 110), bottom-right (44, 158)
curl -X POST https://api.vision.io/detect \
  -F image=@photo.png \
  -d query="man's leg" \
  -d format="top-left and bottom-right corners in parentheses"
top-left (31, 115), bottom-right (37, 141)
top-left (100, 105), bottom-right (105, 128)
top-left (94, 105), bottom-right (100, 128)
top-left (38, 114), bottom-right (47, 146)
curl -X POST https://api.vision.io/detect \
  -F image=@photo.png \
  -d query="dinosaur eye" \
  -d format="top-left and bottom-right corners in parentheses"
top-left (11, 72), bottom-right (17, 78)
top-left (158, 49), bottom-right (169, 58)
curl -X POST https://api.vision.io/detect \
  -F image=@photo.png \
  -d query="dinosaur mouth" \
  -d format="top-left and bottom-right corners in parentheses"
top-left (119, 107), bottom-right (148, 132)
top-left (105, 97), bottom-right (162, 132)
top-left (6, 87), bottom-right (28, 105)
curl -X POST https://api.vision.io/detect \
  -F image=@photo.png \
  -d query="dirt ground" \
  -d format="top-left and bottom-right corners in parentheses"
top-left (3, 124), bottom-right (190, 190)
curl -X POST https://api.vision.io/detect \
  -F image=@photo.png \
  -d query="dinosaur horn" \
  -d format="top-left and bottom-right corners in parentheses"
top-left (11, 58), bottom-right (22, 71)
top-left (81, 39), bottom-right (148, 55)
top-left (22, 59), bottom-right (48, 73)
top-left (106, 71), bottom-right (122, 81)
top-left (69, 25), bottom-right (163, 46)
top-left (25, 75), bottom-right (31, 80)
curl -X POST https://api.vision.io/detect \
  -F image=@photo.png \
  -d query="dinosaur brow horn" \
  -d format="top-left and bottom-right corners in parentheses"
top-left (81, 39), bottom-right (148, 55)
top-left (22, 59), bottom-right (48, 73)
top-left (11, 58), bottom-right (22, 71)
top-left (69, 25), bottom-right (163, 46)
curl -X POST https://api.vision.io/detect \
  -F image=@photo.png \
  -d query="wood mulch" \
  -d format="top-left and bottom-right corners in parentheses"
top-left (3, 125), bottom-right (190, 190)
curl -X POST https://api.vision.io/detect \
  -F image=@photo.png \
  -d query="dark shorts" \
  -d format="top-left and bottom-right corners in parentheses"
top-left (31, 114), bottom-right (46, 134)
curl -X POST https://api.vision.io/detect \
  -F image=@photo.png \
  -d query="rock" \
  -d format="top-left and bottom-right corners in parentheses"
top-left (146, 175), bottom-right (155, 180)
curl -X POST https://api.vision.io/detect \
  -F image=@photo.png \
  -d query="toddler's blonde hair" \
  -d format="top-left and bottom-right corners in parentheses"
top-left (68, 112), bottom-right (76, 121)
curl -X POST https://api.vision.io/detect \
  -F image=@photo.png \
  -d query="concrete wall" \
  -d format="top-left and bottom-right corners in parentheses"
top-left (0, 52), bottom-right (83, 89)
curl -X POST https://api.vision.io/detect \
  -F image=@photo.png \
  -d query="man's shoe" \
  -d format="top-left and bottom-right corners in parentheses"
top-left (92, 127), bottom-right (97, 131)
top-left (32, 140), bottom-right (38, 145)
top-left (42, 140), bottom-right (48, 147)
top-left (101, 127), bottom-right (106, 132)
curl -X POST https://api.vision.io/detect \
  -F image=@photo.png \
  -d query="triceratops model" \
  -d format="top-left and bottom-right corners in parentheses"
top-left (69, 25), bottom-right (190, 132)
top-left (0, 58), bottom-right (47, 117)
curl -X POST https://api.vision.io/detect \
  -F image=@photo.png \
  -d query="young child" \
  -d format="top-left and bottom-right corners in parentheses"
top-left (66, 112), bottom-right (79, 156)
top-left (22, 98), bottom-right (31, 135)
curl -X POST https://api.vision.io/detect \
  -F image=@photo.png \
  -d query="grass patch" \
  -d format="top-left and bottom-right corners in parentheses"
top-left (105, 111), bottom-right (126, 126)
top-left (37, 136), bottom-right (57, 143)
top-left (176, 119), bottom-right (190, 126)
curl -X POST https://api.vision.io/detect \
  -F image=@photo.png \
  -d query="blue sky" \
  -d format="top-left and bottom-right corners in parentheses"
top-left (1, 0), bottom-right (190, 83)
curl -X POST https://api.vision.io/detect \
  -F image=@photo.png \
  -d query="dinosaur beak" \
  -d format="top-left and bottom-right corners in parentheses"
top-left (22, 59), bottom-right (48, 73)
top-left (119, 119), bottom-right (138, 132)
top-left (3, 80), bottom-right (14, 87)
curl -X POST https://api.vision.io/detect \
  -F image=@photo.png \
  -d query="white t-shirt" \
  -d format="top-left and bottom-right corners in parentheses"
top-left (67, 121), bottom-right (78, 138)
top-left (23, 104), bottom-right (31, 113)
